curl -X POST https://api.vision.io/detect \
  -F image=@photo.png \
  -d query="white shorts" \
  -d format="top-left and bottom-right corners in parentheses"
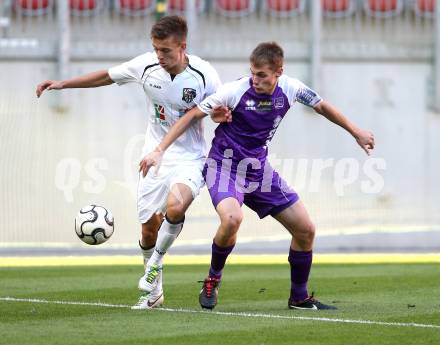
top-left (137, 160), bottom-right (205, 223)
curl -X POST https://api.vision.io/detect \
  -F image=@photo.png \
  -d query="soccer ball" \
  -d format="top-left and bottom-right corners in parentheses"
top-left (75, 205), bottom-right (114, 245)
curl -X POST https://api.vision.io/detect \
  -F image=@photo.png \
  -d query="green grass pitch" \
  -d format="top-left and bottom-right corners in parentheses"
top-left (1, 263), bottom-right (439, 345)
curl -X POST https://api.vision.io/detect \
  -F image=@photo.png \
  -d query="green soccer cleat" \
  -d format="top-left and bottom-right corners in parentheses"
top-left (131, 290), bottom-right (164, 310)
top-left (138, 264), bottom-right (162, 292)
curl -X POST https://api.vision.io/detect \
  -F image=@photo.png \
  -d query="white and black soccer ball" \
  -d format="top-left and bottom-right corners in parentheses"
top-left (75, 205), bottom-right (114, 245)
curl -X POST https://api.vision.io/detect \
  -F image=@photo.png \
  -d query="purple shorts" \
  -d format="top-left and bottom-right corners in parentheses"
top-left (203, 159), bottom-right (299, 219)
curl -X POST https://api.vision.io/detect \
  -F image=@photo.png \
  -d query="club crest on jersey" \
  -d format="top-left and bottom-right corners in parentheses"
top-left (182, 88), bottom-right (196, 104)
top-left (274, 97), bottom-right (284, 109)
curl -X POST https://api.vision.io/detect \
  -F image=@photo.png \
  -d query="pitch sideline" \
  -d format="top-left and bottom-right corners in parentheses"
top-left (1, 296), bottom-right (439, 330)
top-left (1, 253), bottom-right (440, 267)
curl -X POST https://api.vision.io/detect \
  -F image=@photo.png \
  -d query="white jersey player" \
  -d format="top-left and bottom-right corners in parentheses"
top-left (109, 51), bottom-right (220, 223)
top-left (36, 16), bottom-right (229, 310)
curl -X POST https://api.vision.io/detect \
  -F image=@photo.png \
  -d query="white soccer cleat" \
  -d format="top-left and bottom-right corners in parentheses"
top-left (131, 290), bottom-right (164, 310)
top-left (138, 264), bottom-right (162, 292)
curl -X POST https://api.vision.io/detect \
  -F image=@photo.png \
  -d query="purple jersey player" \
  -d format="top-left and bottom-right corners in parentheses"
top-left (140, 42), bottom-right (375, 310)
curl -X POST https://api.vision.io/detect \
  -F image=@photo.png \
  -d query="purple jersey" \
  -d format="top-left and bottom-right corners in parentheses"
top-left (198, 75), bottom-right (322, 167)
top-left (197, 75), bottom-right (321, 218)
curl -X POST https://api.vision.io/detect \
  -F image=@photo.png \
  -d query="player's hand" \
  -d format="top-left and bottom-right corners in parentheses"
top-left (36, 80), bottom-right (64, 98)
top-left (211, 106), bottom-right (232, 123)
top-left (139, 148), bottom-right (163, 177)
top-left (355, 129), bottom-right (375, 155)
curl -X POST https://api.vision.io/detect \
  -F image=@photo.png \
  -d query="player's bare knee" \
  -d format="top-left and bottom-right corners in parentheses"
top-left (308, 221), bottom-right (316, 238)
top-left (220, 212), bottom-right (243, 231)
top-left (294, 222), bottom-right (315, 245)
top-left (301, 222), bottom-right (316, 245)
top-left (166, 203), bottom-right (186, 223)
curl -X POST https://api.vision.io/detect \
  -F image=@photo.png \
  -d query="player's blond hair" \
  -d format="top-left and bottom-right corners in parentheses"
top-left (250, 42), bottom-right (284, 71)
top-left (151, 15), bottom-right (187, 43)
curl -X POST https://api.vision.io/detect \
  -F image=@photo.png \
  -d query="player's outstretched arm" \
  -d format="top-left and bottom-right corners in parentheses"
top-left (313, 100), bottom-right (375, 155)
top-left (139, 107), bottom-right (208, 177)
top-left (36, 70), bottom-right (114, 98)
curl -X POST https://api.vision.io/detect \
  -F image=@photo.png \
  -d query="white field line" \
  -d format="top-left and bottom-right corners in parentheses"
top-left (1, 296), bottom-right (439, 330)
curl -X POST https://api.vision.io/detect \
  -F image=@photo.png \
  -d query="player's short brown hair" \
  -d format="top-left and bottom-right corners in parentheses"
top-left (250, 42), bottom-right (284, 71)
top-left (150, 15), bottom-right (188, 42)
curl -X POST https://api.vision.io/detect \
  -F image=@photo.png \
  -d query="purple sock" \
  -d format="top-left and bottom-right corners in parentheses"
top-left (208, 241), bottom-right (235, 279)
top-left (288, 249), bottom-right (312, 302)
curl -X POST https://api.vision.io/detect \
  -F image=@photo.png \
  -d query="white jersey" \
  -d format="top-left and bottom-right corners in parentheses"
top-left (108, 53), bottom-right (221, 164)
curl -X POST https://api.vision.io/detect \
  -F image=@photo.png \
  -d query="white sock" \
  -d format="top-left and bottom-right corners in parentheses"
top-left (148, 215), bottom-right (184, 267)
top-left (139, 240), bottom-right (155, 270)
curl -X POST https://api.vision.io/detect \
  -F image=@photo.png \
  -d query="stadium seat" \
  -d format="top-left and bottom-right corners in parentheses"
top-left (215, 0), bottom-right (256, 17)
top-left (115, 0), bottom-right (156, 16)
top-left (322, 0), bottom-right (355, 17)
top-left (414, 0), bottom-right (435, 17)
top-left (14, 0), bottom-right (53, 15)
top-left (167, 0), bottom-right (204, 14)
top-left (363, 0), bottom-right (403, 18)
top-left (265, 0), bottom-right (305, 17)
top-left (70, 0), bottom-right (105, 16)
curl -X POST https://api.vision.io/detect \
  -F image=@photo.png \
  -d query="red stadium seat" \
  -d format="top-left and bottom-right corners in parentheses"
top-left (414, 0), bottom-right (435, 17)
top-left (70, 0), bottom-right (97, 11)
top-left (115, 0), bottom-right (155, 16)
top-left (16, 0), bottom-right (50, 10)
top-left (216, 0), bottom-right (256, 17)
top-left (322, 0), bottom-right (355, 17)
top-left (265, 0), bottom-right (305, 17)
top-left (15, 0), bottom-right (53, 15)
top-left (364, 0), bottom-right (403, 17)
top-left (70, 0), bottom-right (105, 15)
top-left (167, 0), bottom-right (204, 13)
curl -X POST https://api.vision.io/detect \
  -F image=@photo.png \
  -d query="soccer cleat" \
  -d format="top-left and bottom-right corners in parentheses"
top-left (131, 290), bottom-right (164, 310)
top-left (199, 277), bottom-right (221, 310)
top-left (288, 293), bottom-right (337, 310)
top-left (138, 264), bottom-right (162, 292)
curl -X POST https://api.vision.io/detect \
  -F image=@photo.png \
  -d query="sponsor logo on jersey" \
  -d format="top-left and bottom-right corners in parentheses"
top-left (149, 83), bottom-right (162, 89)
top-left (154, 103), bottom-right (170, 126)
top-left (182, 88), bottom-right (197, 104)
top-left (257, 100), bottom-right (272, 112)
top-left (246, 99), bottom-right (255, 107)
top-left (296, 87), bottom-right (318, 106)
top-left (245, 99), bottom-right (256, 110)
top-left (274, 97), bottom-right (284, 109)
top-left (154, 104), bottom-right (165, 120)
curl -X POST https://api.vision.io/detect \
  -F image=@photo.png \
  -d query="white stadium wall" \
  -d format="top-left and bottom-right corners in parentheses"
top-left (0, 59), bottom-right (439, 248)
